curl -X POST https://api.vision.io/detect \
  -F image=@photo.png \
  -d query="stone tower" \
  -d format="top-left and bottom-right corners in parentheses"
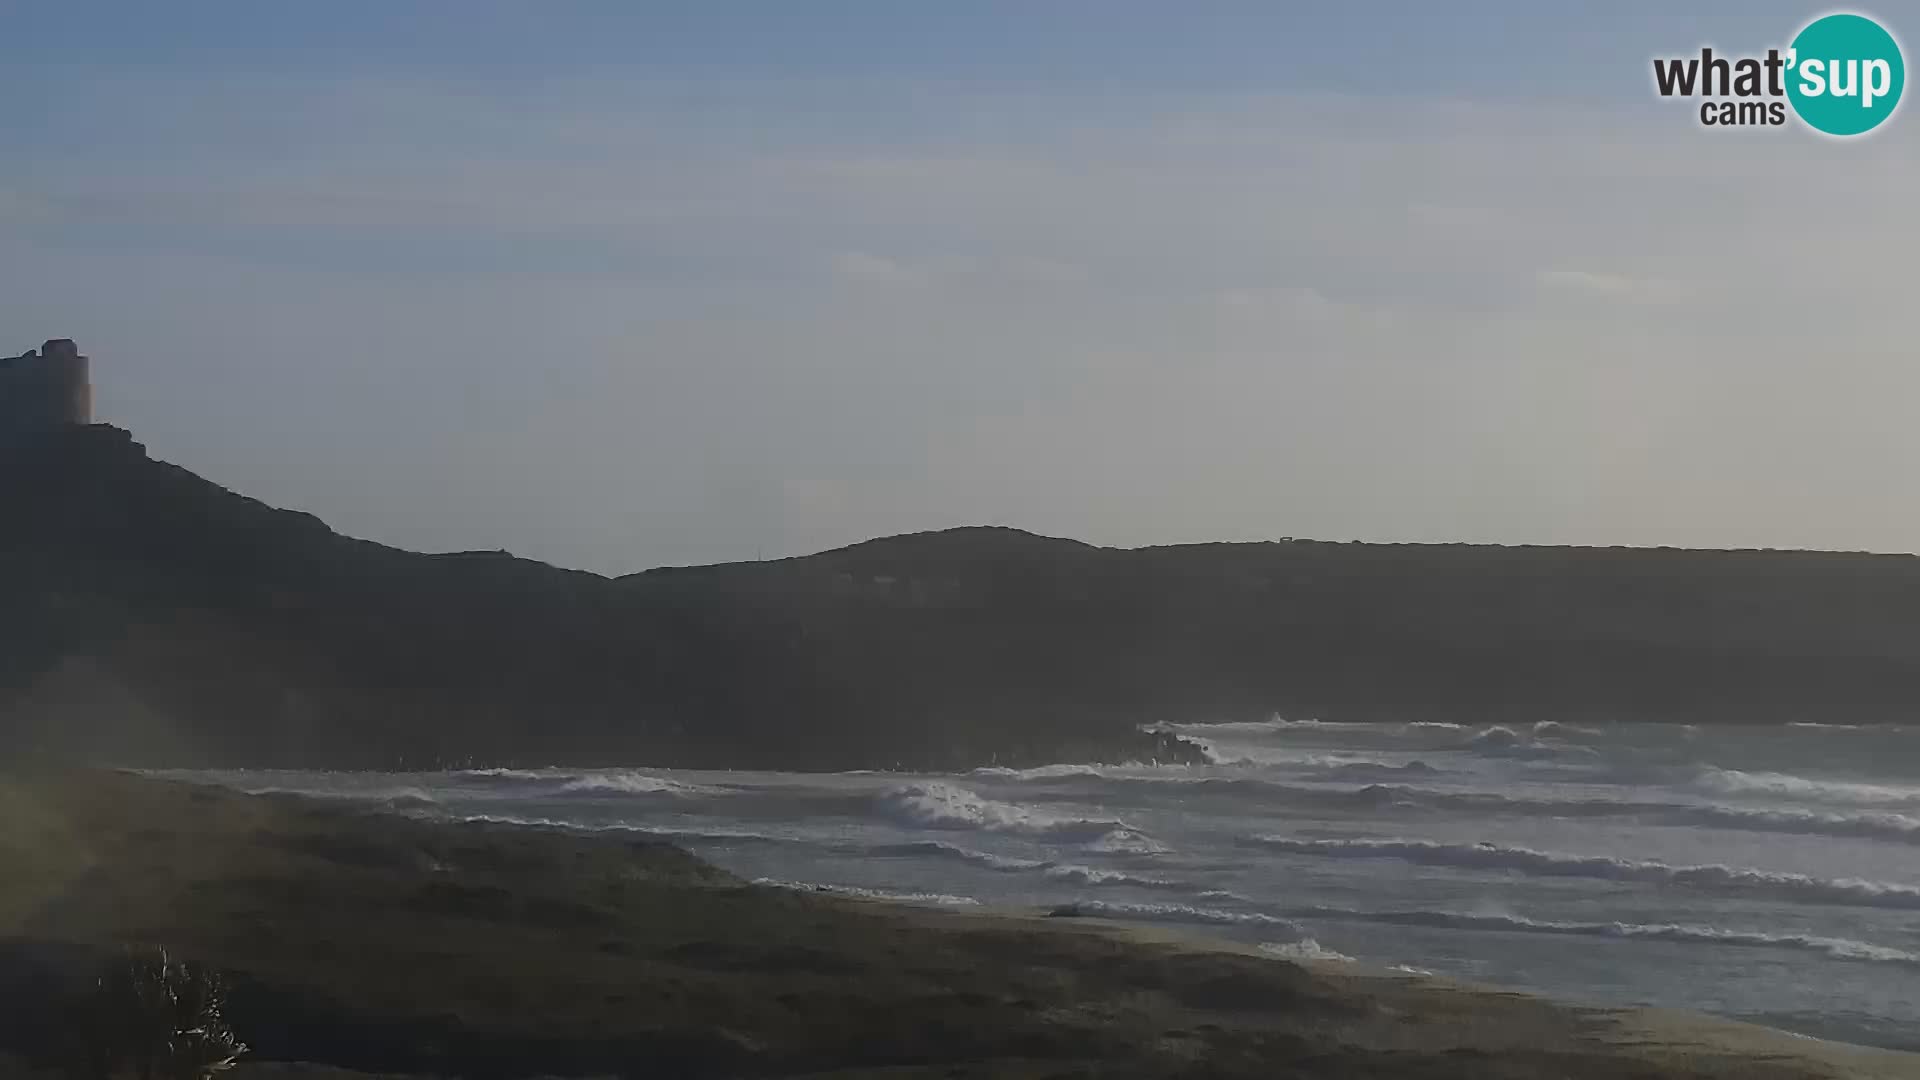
top-left (0, 339), bottom-right (92, 442)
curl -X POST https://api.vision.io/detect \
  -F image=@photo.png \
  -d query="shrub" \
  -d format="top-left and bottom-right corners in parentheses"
top-left (68, 946), bottom-right (247, 1080)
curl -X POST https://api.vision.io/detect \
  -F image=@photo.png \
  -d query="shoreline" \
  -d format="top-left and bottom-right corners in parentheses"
top-left (3, 769), bottom-right (1916, 1079)
top-left (121, 762), bottom-right (1920, 1053)
top-left (816, 893), bottom-right (1920, 1076)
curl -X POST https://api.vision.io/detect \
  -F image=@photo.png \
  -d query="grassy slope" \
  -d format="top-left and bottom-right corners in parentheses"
top-left (1, 771), bottom-right (1915, 1080)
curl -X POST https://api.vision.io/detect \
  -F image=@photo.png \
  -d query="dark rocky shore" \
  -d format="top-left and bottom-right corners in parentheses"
top-left (2, 770), bottom-right (1914, 1079)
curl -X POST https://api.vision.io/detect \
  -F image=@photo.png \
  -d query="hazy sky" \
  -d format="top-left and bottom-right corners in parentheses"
top-left (6, 2), bottom-right (1918, 571)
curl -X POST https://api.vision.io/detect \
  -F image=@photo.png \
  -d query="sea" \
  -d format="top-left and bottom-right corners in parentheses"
top-left (164, 718), bottom-right (1920, 1051)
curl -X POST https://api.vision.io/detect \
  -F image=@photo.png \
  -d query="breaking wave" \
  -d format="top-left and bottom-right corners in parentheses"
top-left (1088, 828), bottom-right (1172, 855)
top-left (559, 771), bottom-right (718, 796)
top-left (455, 767), bottom-right (554, 781)
top-left (1693, 768), bottom-right (1920, 807)
top-left (1042, 864), bottom-right (1190, 891)
top-left (1323, 760), bottom-right (1443, 780)
top-left (1245, 836), bottom-right (1920, 910)
top-left (1466, 725), bottom-right (1597, 760)
top-left (241, 784), bottom-right (439, 807)
top-left (1163, 717), bottom-right (1363, 734)
top-left (1047, 899), bottom-right (1304, 934)
top-left (970, 763), bottom-right (1122, 781)
top-left (1183, 739), bottom-right (1448, 775)
top-left (1259, 938), bottom-right (1355, 963)
top-left (751, 878), bottom-right (979, 906)
top-left (1164, 717), bottom-right (1607, 751)
top-left (453, 812), bottom-right (789, 845)
top-left (448, 767), bottom-right (723, 797)
top-left (1289, 907), bottom-right (1920, 968)
top-left (1467, 725), bottom-right (1523, 749)
top-left (1530, 720), bottom-right (1603, 739)
top-left (1670, 803), bottom-right (1920, 844)
top-left (876, 781), bottom-right (1134, 840)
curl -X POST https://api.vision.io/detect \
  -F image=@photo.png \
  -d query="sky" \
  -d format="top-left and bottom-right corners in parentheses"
top-left (5, 2), bottom-right (1920, 572)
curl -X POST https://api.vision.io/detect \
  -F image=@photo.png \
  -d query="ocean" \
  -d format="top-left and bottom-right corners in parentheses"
top-left (166, 718), bottom-right (1920, 1051)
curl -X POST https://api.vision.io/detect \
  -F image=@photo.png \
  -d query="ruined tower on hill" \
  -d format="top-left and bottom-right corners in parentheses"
top-left (0, 339), bottom-right (92, 443)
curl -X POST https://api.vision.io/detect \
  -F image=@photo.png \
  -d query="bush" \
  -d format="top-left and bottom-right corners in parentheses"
top-left (68, 946), bottom-right (247, 1080)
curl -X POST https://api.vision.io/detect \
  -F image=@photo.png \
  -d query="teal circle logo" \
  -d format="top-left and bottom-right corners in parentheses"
top-left (1787, 13), bottom-right (1905, 136)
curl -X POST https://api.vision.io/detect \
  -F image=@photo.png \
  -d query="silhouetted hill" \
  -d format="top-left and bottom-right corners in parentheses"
top-left (5, 425), bottom-right (1919, 771)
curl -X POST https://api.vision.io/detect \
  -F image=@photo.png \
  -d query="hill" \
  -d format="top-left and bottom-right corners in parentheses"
top-left (4, 425), bottom-right (1918, 770)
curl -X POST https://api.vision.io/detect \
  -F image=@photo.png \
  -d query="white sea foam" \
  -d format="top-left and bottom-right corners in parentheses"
top-left (558, 770), bottom-right (717, 796)
top-left (1530, 720), bottom-right (1603, 739)
top-left (751, 878), bottom-right (979, 906)
top-left (1047, 900), bottom-right (1304, 934)
top-left (1693, 767), bottom-right (1920, 806)
top-left (1088, 828), bottom-right (1172, 855)
top-left (1673, 803), bottom-right (1920, 844)
top-left (970, 762), bottom-right (1163, 781)
top-left (452, 812), bottom-right (785, 845)
top-left (1469, 725), bottom-right (1523, 748)
top-left (1165, 717), bottom-right (1362, 733)
top-left (1041, 864), bottom-right (1190, 891)
top-left (242, 784), bottom-right (439, 807)
top-left (1247, 836), bottom-right (1920, 910)
top-left (1323, 760), bottom-right (1444, 780)
top-left (447, 766), bottom-right (724, 796)
top-left (1259, 938), bottom-right (1355, 963)
top-left (636, 825), bottom-right (788, 843)
top-left (876, 781), bottom-right (1132, 839)
top-left (454, 812), bottom-right (574, 829)
top-left (1465, 725), bottom-right (1596, 760)
top-left (1186, 737), bottom-right (1448, 774)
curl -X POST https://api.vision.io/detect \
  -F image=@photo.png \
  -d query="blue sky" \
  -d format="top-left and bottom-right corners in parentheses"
top-left (5, 4), bottom-right (1919, 570)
